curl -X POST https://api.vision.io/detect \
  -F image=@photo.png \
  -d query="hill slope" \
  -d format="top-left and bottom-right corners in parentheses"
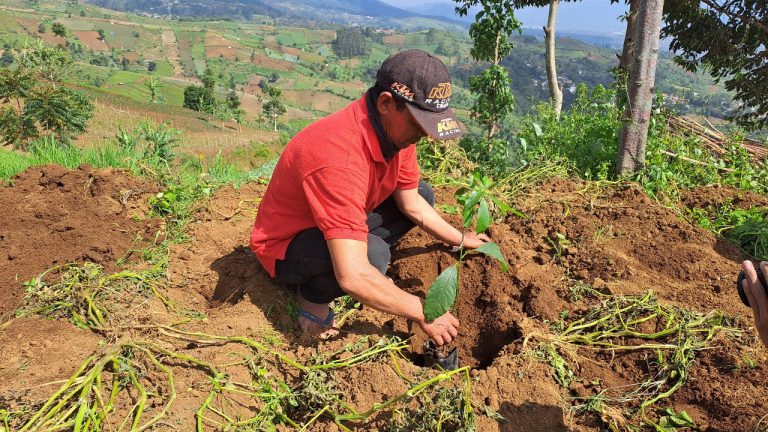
top-left (85, 0), bottom-right (463, 29)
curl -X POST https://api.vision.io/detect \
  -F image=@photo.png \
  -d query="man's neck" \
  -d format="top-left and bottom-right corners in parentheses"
top-left (366, 89), bottom-right (400, 162)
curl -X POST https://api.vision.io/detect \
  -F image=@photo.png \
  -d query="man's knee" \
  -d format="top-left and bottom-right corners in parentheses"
top-left (367, 234), bottom-right (391, 274)
top-left (418, 181), bottom-right (435, 207)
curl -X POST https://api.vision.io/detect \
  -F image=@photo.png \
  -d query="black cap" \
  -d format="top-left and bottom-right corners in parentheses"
top-left (376, 49), bottom-right (462, 140)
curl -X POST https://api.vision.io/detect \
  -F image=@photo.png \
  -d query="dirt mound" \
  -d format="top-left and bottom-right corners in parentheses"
top-left (388, 180), bottom-right (748, 369)
top-left (3, 169), bottom-right (767, 431)
top-left (681, 184), bottom-right (768, 210)
top-left (0, 164), bottom-right (160, 319)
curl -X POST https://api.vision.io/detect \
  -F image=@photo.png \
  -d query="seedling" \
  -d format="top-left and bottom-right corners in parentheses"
top-left (548, 232), bottom-right (571, 261)
top-left (423, 173), bottom-right (509, 322)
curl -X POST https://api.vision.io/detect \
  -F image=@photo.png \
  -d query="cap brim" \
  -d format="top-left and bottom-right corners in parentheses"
top-left (406, 103), bottom-right (463, 141)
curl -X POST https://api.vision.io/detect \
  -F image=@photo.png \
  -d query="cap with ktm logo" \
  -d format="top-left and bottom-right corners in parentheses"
top-left (376, 49), bottom-right (463, 140)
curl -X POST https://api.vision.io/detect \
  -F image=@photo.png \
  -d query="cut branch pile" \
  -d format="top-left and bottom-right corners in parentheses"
top-left (667, 115), bottom-right (767, 164)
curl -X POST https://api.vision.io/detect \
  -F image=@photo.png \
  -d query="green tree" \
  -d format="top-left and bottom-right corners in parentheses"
top-left (454, 0), bottom-right (521, 139)
top-left (97, 29), bottom-right (105, 40)
top-left (262, 86), bottom-right (285, 131)
top-left (17, 42), bottom-right (75, 85)
top-left (51, 22), bottom-right (66, 38)
top-left (202, 67), bottom-right (215, 90)
top-left (332, 27), bottom-right (371, 58)
top-left (0, 45), bottom-right (93, 148)
top-left (183, 85), bottom-right (214, 113)
top-left (0, 50), bottom-right (14, 66)
top-left (226, 89), bottom-right (240, 110)
top-left (662, 0), bottom-right (768, 130)
top-left (24, 86), bottom-right (93, 140)
top-left (0, 67), bottom-right (34, 111)
top-left (37, 22), bottom-right (46, 33)
top-left (145, 73), bottom-right (162, 103)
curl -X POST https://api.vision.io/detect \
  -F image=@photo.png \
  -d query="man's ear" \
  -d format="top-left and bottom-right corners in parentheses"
top-left (376, 91), bottom-right (395, 115)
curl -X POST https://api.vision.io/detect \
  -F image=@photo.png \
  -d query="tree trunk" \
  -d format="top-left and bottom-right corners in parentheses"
top-left (616, 0), bottom-right (639, 110)
top-left (545, 0), bottom-right (563, 120)
top-left (619, 0), bottom-right (639, 72)
top-left (617, 0), bottom-right (664, 175)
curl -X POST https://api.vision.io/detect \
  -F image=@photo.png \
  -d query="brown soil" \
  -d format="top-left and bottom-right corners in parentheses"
top-left (0, 165), bottom-right (160, 319)
top-left (204, 32), bottom-right (246, 61)
top-left (2, 168), bottom-right (767, 431)
top-left (73, 30), bottom-right (110, 52)
top-left (252, 52), bottom-right (296, 71)
top-left (681, 184), bottom-right (768, 210)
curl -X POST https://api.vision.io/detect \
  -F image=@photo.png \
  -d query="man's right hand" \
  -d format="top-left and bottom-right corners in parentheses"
top-left (419, 311), bottom-right (459, 346)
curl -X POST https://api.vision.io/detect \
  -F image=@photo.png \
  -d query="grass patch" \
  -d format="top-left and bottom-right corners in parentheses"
top-left (0, 137), bottom-right (143, 180)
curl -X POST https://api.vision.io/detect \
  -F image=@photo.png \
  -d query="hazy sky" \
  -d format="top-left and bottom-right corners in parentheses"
top-left (380, 0), bottom-right (629, 33)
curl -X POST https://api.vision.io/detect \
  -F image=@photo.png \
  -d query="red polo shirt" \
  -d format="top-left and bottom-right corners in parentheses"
top-left (250, 95), bottom-right (420, 277)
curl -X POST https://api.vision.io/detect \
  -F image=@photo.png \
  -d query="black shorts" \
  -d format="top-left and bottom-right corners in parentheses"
top-left (274, 181), bottom-right (435, 304)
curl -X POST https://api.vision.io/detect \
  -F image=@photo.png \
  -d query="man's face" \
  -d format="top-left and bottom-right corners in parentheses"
top-left (378, 92), bottom-right (429, 148)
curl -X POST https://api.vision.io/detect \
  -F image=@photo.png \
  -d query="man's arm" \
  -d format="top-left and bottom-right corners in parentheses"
top-left (392, 187), bottom-right (488, 248)
top-left (327, 238), bottom-right (459, 346)
top-left (743, 260), bottom-right (768, 349)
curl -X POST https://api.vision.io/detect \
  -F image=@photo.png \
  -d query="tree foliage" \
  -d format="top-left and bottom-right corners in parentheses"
top-left (145, 73), bottom-right (162, 103)
top-left (0, 43), bottom-right (93, 148)
top-left (51, 22), bottom-right (66, 38)
top-left (331, 27), bottom-right (371, 59)
top-left (456, 0), bottom-right (520, 64)
top-left (662, 0), bottom-right (768, 130)
top-left (467, 65), bottom-right (515, 137)
top-left (183, 85), bottom-right (215, 113)
top-left (261, 84), bottom-right (285, 131)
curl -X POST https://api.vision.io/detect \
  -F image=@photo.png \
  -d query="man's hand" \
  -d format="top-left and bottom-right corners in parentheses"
top-left (462, 231), bottom-right (491, 249)
top-left (419, 311), bottom-right (459, 346)
top-left (743, 260), bottom-right (768, 349)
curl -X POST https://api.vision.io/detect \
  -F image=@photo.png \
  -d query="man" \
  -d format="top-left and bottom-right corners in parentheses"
top-left (250, 50), bottom-right (488, 345)
top-left (742, 260), bottom-right (768, 349)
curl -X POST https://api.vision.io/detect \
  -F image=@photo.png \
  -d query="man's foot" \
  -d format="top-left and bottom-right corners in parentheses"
top-left (296, 289), bottom-right (339, 340)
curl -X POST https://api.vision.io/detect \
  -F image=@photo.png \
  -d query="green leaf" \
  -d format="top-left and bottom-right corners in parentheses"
top-left (473, 242), bottom-right (508, 272)
top-left (476, 198), bottom-right (491, 233)
top-left (533, 122), bottom-right (543, 138)
top-left (464, 189), bottom-right (482, 209)
top-left (462, 190), bottom-right (482, 227)
top-left (423, 265), bottom-right (459, 322)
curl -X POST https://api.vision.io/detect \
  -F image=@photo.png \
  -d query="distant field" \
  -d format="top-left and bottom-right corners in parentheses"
top-left (100, 22), bottom-right (141, 50)
top-left (175, 30), bottom-right (197, 76)
top-left (57, 17), bottom-right (94, 31)
top-left (74, 30), bottom-right (110, 52)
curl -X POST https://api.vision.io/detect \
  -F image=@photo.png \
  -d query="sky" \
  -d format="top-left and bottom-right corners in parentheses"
top-left (380, 0), bottom-right (629, 33)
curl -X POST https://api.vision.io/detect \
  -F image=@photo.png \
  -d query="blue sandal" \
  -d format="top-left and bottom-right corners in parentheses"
top-left (298, 308), bottom-right (335, 327)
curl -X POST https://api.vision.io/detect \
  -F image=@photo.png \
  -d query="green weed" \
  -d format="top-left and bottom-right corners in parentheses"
top-left (11, 262), bottom-right (197, 330)
top-left (389, 386), bottom-right (475, 432)
top-left (527, 286), bottom-right (738, 429)
top-left (688, 203), bottom-right (768, 261)
top-left (517, 84), bottom-right (768, 201)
